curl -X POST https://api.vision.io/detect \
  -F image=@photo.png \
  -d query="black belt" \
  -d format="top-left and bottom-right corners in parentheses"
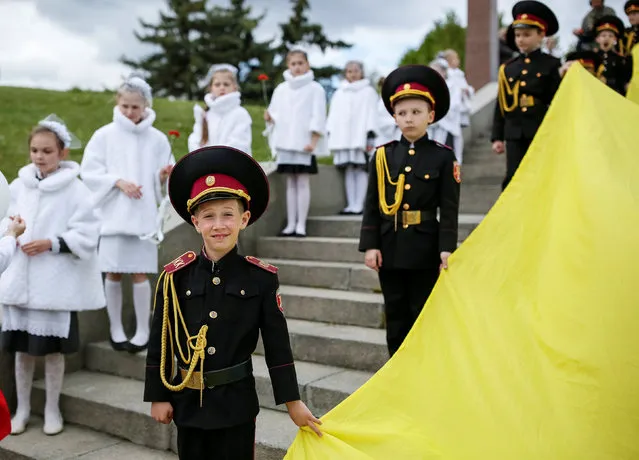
top-left (179, 359), bottom-right (253, 390)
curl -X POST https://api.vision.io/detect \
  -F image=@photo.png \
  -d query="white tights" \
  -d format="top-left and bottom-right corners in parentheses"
top-left (343, 166), bottom-right (369, 214)
top-left (11, 352), bottom-right (65, 435)
top-left (282, 174), bottom-right (311, 235)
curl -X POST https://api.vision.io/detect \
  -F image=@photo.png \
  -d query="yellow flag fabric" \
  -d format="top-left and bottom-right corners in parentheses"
top-left (627, 45), bottom-right (639, 104)
top-left (285, 64), bottom-right (639, 459)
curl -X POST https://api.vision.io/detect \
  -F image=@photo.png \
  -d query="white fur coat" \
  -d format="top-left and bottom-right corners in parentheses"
top-left (187, 92), bottom-right (252, 154)
top-left (0, 162), bottom-right (105, 312)
top-left (326, 78), bottom-right (379, 151)
top-left (267, 70), bottom-right (328, 156)
top-left (80, 107), bottom-right (174, 236)
top-left (0, 235), bottom-right (16, 273)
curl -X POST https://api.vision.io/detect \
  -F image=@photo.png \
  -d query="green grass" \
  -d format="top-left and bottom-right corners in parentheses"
top-left (0, 86), bottom-right (274, 181)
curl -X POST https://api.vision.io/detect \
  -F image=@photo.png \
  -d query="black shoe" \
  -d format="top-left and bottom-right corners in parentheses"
top-left (109, 338), bottom-right (130, 352)
top-left (127, 342), bottom-right (148, 354)
top-left (293, 232), bottom-right (307, 238)
top-left (338, 210), bottom-right (352, 215)
top-left (278, 230), bottom-right (295, 237)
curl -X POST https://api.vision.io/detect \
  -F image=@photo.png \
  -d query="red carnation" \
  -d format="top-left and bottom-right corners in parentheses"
top-left (168, 130), bottom-right (180, 138)
top-left (258, 73), bottom-right (269, 81)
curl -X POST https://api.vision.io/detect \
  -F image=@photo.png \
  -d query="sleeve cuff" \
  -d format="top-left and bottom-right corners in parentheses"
top-left (439, 233), bottom-right (458, 254)
top-left (49, 237), bottom-right (60, 253)
top-left (269, 363), bottom-right (301, 405)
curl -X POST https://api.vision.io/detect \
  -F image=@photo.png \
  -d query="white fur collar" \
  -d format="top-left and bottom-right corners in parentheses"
top-left (340, 78), bottom-right (371, 92)
top-left (18, 161), bottom-right (80, 191)
top-left (113, 106), bottom-right (157, 133)
top-left (283, 69), bottom-right (315, 89)
top-left (204, 91), bottom-right (242, 114)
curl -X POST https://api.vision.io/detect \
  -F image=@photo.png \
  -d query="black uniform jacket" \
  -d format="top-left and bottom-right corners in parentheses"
top-left (492, 49), bottom-right (562, 142)
top-left (143, 246), bottom-right (300, 430)
top-left (358, 135), bottom-right (460, 270)
top-left (597, 49), bottom-right (631, 95)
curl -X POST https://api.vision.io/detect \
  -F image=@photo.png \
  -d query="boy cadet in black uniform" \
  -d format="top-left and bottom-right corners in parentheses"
top-left (621, 0), bottom-right (639, 57)
top-left (359, 65), bottom-right (460, 357)
top-left (492, 0), bottom-right (562, 190)
top-left (144, 146), bottom-right (321, 459)
top-left (561, 50), bottom-right (605, 79)
top-left (592, 15), bottom-right (631, 94)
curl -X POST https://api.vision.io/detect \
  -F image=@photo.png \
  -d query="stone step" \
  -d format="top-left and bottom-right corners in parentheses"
top-left (460, 184), bottom-right (501, 214)
top-left (255, 318), bottom-right (387, 373)
top-left (0, 416), bottom-right (176, 460)
top-left (306, 214), bottom-right (484, 240)
top-left (279, 285), bottom-right (384, 327)
top-left (85, 342), bottom-right (372, 417)
top-left (29, 371), bottom-right (296, 459)
top-left (265, 259), bottom-right (379, 292)
top-left (257, 236), bottom-right (361, 263)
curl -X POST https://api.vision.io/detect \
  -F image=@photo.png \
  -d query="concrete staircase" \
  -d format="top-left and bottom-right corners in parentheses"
top-left (0, 136), bottom-right (503, 459)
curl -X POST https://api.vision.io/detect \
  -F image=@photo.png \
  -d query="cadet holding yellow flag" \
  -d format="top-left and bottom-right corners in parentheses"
top-left (359, 65), bottom-right (460, 357)
top-left (492, 0), bottom-right (562, 190)
top-left (143, 147), bottom-right (321, 459)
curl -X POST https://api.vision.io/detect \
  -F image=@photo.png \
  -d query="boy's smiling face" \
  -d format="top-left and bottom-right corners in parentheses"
top-left (191, 198), bottom-right (250, 259)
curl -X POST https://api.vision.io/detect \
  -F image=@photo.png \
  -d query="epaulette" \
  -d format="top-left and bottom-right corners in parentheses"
top-left (433, 140), bottom-right (453, 151)
top-left (504, 56), bottom-right (519, 66)
top-left (245, 256), bottom-right (278, 273)
top-left (375, 140), bottom-right (398, 150)
top-left (163, 251), bottom-right (197, 274)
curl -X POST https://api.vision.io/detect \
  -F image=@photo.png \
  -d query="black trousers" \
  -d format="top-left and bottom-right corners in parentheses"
top-left (378, 267), bottom-right (440, 357)
top-left (176, 420), bottom-right (256, 460)
top-left (503, 139), bottom-right (532, 190)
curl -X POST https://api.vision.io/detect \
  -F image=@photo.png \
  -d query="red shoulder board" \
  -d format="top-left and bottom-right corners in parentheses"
top-left (164, 251), bottom-right (197, 274)
top-left (375, 140), bottom-right (398, 150)
top-left (245, 256), bottom-right (278, 273)
top-left (434, 141), bottom-right (453, 151)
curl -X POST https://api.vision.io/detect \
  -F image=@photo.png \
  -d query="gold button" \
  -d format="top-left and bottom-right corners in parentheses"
top-left (408, 149), bottom-right (415, 155)
top-left (525, 58), bottom-right (531, 64)
top-left (508, 77), bottom-right (514, 82)
top-left (209, 311), bottom-right (218, 319)
top-left (402, 203), bottom-right (410, 210)
top-left (520, 81), bottom-right (527, 87)
top-left (536, 72), bottom-right (542, 77)
top-left (404, 184), bottom-right (411, 190)
top-left (240, 289), bottom-right (245, 296)
top-left (521, 69), bottom-right (528, 75)
top-left (186, 290), bottom-right (191, 297)
top-left (207, 346), bottom-right (216, 355)
top-left (404, 166), bottom-right (412, 172)
top-left (424, 174), bottom-right (430, 179)
top-left (522, 107), bottom-right (528, 112)
top-left (212, 276), bottom-right (221, 285)
top-left (402, 224), bottom-right (409, 229)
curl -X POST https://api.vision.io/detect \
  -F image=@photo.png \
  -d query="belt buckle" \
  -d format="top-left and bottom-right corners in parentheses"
top-left (520, 95), bottom-right (534, 107)
top-left (402, 210), bottom-right (421, 226)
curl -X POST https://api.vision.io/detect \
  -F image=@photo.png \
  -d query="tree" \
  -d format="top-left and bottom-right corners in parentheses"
top-left (274, 0), bottom-right (352, 80)
top-left (122, 0), bottom-right (271, 100)
top-left (400, 11), bottom-right (466, 68)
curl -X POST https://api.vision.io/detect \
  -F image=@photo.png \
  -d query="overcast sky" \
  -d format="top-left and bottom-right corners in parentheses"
top-left (0, 0), bottom-right (631, 91)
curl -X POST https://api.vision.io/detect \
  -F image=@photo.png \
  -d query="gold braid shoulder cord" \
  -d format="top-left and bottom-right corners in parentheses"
top-left (498, 63), bottom-right (520, 115)
top-left (153, 270), bottom-right (209, 407)
top-left (375, 146), bottom-right (405, 230)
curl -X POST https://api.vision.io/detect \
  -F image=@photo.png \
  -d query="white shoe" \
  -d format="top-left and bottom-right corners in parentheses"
top-left (43, 408), bottom-right (64, 436)
top-left (10, 412), bottom-right (29, 435)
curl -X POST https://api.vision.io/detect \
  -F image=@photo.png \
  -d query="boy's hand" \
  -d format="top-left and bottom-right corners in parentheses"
top-left (492, 141), bottom-right (505, 155)
top-left (364, 249), bottom-right (383, 272)
top-left (151, 402), bottom-right (173, 424)
top-left (440, 251), bottom-right (452, 271)
top-left (6, 216), bottom-right (26, 238)
top-left (286, 400), bottom-right (322, 437)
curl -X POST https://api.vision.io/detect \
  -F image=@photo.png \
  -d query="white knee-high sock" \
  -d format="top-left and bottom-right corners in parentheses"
top-left (282, 175), bottom-right (298, 234)
top-left (295, 174), bottom-right (311, 235)
top-left (43, 353), bottom-right (64, 435)
top-left (104, 279), bottom-right (126, 343)
top-left (353, 169), bottom-right (369, 214)
top-left (11, 352), bottom-right (35, 434)
top-left (344, 167), bottom-right (357, 212)
top-left (130, 280), bottom-right (152, 347)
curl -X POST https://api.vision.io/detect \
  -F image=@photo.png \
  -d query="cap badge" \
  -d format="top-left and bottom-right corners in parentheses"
top-left (205, 176), bottom-right (216, 186)
top-left (403, 83), bottom-right (411, 90)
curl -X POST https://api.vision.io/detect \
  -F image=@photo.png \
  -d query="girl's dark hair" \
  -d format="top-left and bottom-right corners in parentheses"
top-left (28, 126), bottom-right (65, 151)
top-left (286, 49), bottom-right (309, 62)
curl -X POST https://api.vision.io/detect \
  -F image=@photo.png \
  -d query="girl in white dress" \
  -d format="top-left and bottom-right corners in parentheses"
top-left (0, 119), bottom-right (105, 436)
top-left (81, 77), bottom-right (173, 353)
top-left (326, 61), bottom-right (379, 215)
top-left (187, 64), bottom-right (252, 154)
top-left (265, 50), bottom-right (327, 237)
